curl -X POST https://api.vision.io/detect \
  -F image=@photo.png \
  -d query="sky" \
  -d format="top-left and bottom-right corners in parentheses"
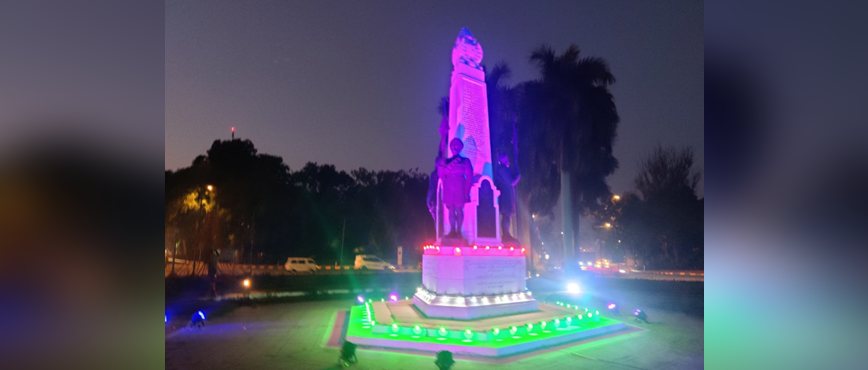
top-left (166, 0), bottom-right (703, 197)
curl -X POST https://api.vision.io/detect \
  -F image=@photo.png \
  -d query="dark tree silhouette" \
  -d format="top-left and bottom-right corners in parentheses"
top-left (165, 139), bottom-right (431, 267)
top-left (515, 45), bottom-right (620, 259)
top-left (618, 145), bottom-right (703, 269)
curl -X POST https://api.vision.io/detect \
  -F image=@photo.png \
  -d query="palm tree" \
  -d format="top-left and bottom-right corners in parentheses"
top-left (518, 44), bottom-right (620, 261)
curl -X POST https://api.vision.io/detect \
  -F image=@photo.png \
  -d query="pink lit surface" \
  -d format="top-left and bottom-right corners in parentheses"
top-left (423, 245), bottom-right (524, 257)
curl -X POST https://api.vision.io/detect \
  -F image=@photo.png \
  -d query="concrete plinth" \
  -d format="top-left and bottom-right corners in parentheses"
top-left (418, 253), bottom-right (537, 319)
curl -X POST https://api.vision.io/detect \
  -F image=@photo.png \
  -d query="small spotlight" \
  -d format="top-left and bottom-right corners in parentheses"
top-left (357, 296), bottom-right (365, 304)
top-left (566, 283), bottom-right (580, 294)
top-left (435, 350), bottom-right (455, 370)
top-left (607, 303), bottom-right (620, 315)
top-left (390, 294), bottom-right (398, 302)
top-left (340, 341), bottom-right (358, 365)
top-left (165, 314), bottom-right (168, 324)
top-left (191, 311), bottom-right (206, 328)
top-left (634, 309), bottom-right (648, 323)
top-left (242, 278), bottom-right (250, 288)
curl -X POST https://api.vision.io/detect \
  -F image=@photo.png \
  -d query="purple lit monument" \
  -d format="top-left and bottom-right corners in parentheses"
top-left (436, 27), bottom-right (500, 245)
top-left (343, 29), bottom-right (627, 357)
top-left (415, 28), bottom-right (537, 320)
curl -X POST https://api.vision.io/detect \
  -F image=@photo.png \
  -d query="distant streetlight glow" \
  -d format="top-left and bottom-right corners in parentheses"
top-left (206, 185), bottom-right (214, 192)
top-left (604, 223), bottom-right (612, 228)
top-left (612, 194), bottom-right (620, 201)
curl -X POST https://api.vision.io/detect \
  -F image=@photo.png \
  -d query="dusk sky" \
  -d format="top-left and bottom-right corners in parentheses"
top-left (166, 0), bottom-right (703, 197)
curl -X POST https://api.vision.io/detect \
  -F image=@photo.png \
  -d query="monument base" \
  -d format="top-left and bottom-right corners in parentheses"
top-left (344, 300), bottom-right (630, 358)
top-left (413, 295), bottom-right (538, 320)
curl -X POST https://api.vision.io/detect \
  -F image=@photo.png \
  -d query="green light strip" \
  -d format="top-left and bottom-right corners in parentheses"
top-left (346, 305), bottom-right (621, 348)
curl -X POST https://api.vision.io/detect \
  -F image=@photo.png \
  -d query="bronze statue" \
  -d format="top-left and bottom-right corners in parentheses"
top-left (436, 108), bottom-right (473, 240)
top-left (495, 115), bottom-right (521, 243)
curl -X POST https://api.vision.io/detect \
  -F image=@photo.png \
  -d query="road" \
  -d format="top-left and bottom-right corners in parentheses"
top-left (166, 258), bottom-right (703, 282)
top-left (165, 258), bottom-right (421, 277)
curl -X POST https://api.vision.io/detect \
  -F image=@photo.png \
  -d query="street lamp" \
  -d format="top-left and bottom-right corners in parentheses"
top-left (242, 278), bottom-right (251, 299)
top-left (206, 185), bottom-right (214, 192)
top-left (612, 194), bottom-right (620, 201)
top-left (604, 223), bottom-right (612, 229)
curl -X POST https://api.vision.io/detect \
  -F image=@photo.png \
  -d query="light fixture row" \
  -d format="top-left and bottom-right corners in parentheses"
top-left (413, 286), bottom-right (533, 307)
top-left (422, 245), bottom-right (526, 256)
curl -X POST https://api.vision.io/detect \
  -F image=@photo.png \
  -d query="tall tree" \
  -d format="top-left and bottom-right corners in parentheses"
top-left (627, 145), bottom-right (703, 269)
top-left (519, 45), bottom-right (620, 260)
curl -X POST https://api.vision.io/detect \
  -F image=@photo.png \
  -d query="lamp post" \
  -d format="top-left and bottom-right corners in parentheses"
top-left (593, 222), bottom-right (614, 277)
top-left (339, 217), bottom-right (346, 269)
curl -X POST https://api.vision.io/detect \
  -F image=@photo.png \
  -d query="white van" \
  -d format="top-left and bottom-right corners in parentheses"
top-left (354, 255), bottom-right (395, 271)
top-left (284, 257), bottom-right (319, 274)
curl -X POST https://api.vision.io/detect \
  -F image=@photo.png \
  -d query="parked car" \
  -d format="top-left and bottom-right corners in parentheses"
top-left (354, 255), bottom-right (395, 271)
top-left (284, 257), bottom-right (319, 274)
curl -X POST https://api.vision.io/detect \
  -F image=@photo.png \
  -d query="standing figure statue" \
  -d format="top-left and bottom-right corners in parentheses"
top-left (495, 115), bottom-right (521, 243)
top-left (436, 104), bottom-right (473, 241)
top-left (426, 167), bottom-right (439, 220)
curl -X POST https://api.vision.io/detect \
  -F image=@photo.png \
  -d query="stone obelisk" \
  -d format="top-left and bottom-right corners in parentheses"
top-left (436, 27), bottom-right (501, 245)
top-left (418, 28), bottom-right (537, 320)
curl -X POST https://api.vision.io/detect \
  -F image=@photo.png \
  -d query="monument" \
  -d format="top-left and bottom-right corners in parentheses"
top-left (342, 28), bottom-right (627, 358)
top-left (417, 27), bottom-right (536, 320)
top-left (435, 28), bottom-right (499, 244)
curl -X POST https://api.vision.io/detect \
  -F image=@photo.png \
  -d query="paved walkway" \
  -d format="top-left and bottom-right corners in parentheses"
top-left (166, 298), bottom-right (703, 369)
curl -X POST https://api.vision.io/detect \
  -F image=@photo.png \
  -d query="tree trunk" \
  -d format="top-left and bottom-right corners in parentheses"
top-left (560, 170), bottom-right (573, 262)
top-left (560, 133), bottom-right (573, 263)
top-left (517, 197), bottom-right (533, 275)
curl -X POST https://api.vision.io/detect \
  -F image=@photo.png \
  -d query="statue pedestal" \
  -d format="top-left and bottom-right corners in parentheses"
top-left (415, 248), bottom-right (538, 320)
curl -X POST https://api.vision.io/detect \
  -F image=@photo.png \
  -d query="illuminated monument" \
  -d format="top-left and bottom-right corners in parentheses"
top-left (343, 28), bottom-right (626, 358)
top-left (418, 27), bottom-right (536, 320)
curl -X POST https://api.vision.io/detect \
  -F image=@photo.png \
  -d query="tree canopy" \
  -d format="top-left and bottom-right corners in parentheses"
top-left (165, 139), bottom-right (431, 268)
